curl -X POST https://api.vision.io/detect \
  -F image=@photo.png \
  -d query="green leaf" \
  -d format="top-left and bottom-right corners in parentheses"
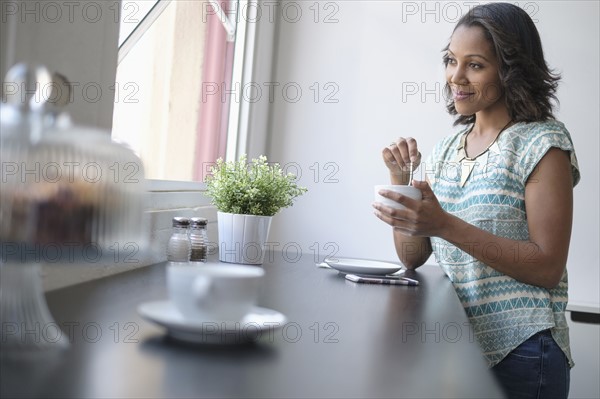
top-left (205, 154), bottom-right (308, 216)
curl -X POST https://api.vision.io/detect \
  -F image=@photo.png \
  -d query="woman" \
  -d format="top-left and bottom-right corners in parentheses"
top-left (373, 3), bottom-right (580, 398)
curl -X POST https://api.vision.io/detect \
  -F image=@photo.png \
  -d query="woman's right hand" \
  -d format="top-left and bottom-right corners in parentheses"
top-left (382, 137), bottom-right (421, 185)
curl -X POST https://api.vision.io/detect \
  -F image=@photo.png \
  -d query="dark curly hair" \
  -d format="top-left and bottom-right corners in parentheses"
top-left (443, 2), bottom-right (561, 126)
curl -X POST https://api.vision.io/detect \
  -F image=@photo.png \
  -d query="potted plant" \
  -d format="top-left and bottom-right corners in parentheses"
top-left (205, 155), bottom-right (307, 265)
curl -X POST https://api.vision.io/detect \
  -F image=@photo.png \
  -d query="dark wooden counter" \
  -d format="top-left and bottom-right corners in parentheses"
top-left (1, 253), bottom-right (504, 398)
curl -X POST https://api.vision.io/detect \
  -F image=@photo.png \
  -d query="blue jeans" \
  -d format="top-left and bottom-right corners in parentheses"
top-left (492, 329), bottom-right (570, 399)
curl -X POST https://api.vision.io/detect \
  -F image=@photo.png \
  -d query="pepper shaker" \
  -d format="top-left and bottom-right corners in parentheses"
top-left (189, 217), bottom-right (208, 263)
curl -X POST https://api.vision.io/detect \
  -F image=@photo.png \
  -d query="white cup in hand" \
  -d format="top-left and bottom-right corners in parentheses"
top-left (374, 185), bottom-right (422, 210)
top-left (167, 263), bottom-right (264, 323)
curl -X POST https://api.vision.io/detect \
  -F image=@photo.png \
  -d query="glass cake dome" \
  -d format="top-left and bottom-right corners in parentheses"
top-left (0, 64), bottom-right (147, 350)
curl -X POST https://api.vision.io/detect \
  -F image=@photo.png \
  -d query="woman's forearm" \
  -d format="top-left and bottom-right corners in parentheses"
top-left (438, 214), bottom-right (567, 289)
top-left (389, 171), bottom-right (432, 268)
top-left (393, 230), bottom-right (432, 269)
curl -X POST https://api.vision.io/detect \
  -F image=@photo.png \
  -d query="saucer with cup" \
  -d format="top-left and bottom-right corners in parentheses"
top-left (138, 263), bottom-right (286, 344)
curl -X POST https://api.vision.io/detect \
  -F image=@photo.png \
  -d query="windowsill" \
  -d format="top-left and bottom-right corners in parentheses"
top-left (42, 187), bottom-right (217, 292)
top-left (567, 303), bottom-right (600, 315)
top-left (147, 179), bottom-right (206, 192)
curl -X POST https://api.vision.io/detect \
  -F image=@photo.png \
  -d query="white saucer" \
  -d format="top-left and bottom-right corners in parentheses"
top-left (138, 301), bottom-right (287, 345)
top-left (323, 257), bottom-right (404, 276)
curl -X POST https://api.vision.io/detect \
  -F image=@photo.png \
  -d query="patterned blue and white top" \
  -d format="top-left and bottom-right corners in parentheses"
top-left (424, 120), bottom-right (580, 368)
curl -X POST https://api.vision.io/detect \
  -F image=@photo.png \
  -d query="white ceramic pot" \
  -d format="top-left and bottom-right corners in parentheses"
top-left (217, 212), bottom-right (273, 265)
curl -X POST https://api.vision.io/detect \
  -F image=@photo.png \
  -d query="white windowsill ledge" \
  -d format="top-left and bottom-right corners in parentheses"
top-left (42, 185), bottom-right (217, 292)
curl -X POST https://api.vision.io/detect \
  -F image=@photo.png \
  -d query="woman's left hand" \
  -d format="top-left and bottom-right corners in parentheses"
top-left (373, 180), bottom-right (450, 237)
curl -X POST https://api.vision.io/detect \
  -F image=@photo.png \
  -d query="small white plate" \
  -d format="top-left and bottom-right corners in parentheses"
top-left (138, 301), bottom-right (287, 345)
top-left (323, 257), bottom-right (404, 276)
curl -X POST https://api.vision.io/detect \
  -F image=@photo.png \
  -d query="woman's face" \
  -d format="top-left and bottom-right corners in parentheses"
top-left (445, 25), bottom-right (505, 117)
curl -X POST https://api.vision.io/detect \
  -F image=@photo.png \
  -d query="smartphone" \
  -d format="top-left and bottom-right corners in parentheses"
top-left (345, 274), bottom-right (419, 286)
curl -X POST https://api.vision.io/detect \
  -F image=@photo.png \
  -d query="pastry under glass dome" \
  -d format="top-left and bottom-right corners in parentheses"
top-left (0, 64), bottom-right (147, 351)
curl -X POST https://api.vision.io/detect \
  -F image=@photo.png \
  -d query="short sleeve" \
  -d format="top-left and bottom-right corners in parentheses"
top-left (518, 121), bottom-right (581, 187)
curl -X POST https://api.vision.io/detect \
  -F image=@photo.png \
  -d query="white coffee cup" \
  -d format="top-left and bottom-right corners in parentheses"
top-left (167, 263), bottom-right (264, 322)
top-left (374, 185), bottom-right (422, 210)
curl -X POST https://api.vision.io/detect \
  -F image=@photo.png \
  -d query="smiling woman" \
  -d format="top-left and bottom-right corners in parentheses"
top-left (375, 3), bottom-right (580, 398)
top-left (443, 26), bottom-right (504, 125)
top-left (442, 4), bottom-right (560, 127)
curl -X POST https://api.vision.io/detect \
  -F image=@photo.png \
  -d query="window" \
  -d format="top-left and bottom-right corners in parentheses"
top-left (112, 0), bottom-right (240, 182)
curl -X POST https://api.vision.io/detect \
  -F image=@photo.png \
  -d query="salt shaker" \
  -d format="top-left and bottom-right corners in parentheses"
top-left (167, 217), bottom-right (191, 262)
top-left (189, 217), bottom-right (208, 263)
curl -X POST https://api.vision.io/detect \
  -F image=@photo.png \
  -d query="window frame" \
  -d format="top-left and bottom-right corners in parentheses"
top-left (114, 0), bottom-right (255, 197)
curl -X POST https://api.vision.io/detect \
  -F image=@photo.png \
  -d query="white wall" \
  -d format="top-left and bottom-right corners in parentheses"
top-left (0, 0), bottom-right (120, 130)
top-left (567, 312), bottom-right (600, 399)
top-left (266, 1), bottom-right (600, 310)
